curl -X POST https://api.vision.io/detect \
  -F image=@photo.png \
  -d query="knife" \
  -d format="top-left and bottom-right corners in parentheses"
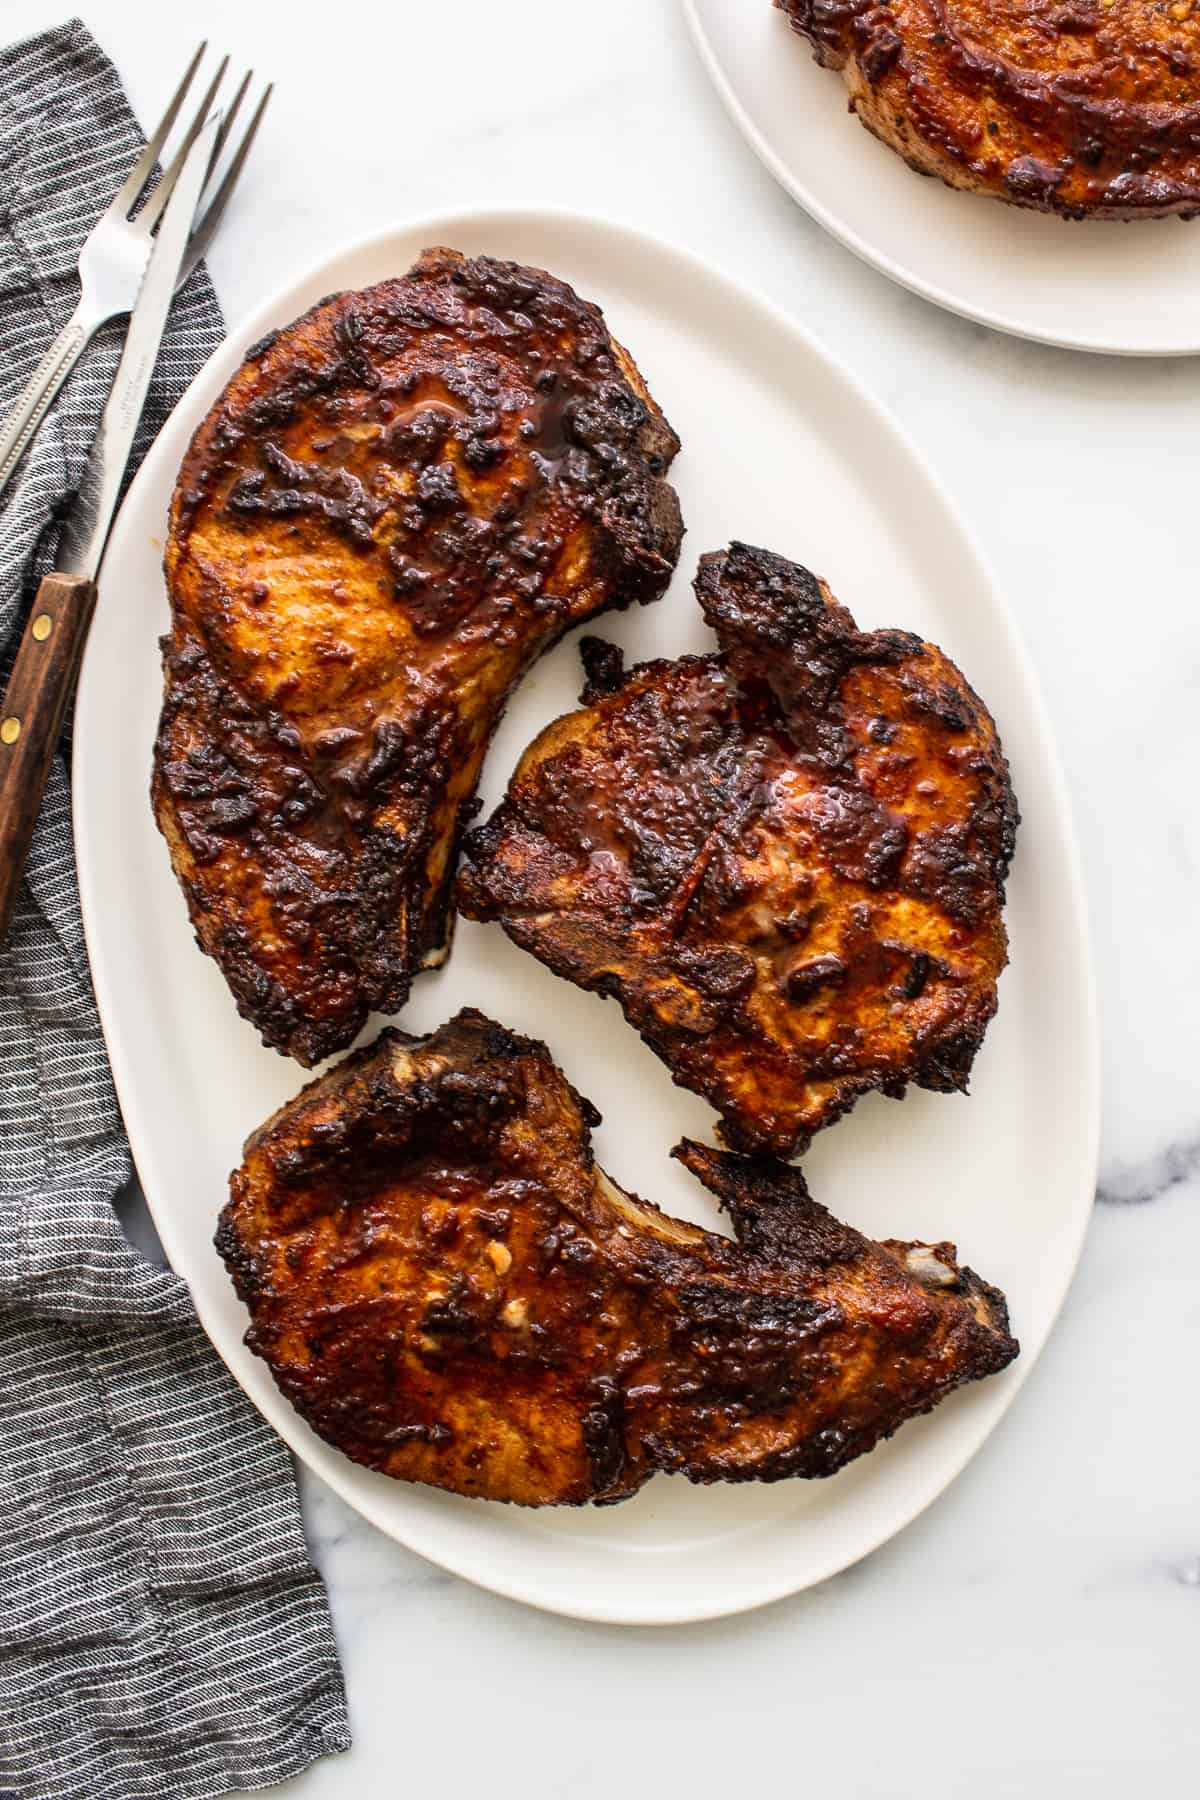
top-left (0, 110), bottom-right (221, 939)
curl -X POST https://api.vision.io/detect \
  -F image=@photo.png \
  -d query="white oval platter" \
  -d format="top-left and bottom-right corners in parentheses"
top-left (74, 208), bottom-right (1098, 1624)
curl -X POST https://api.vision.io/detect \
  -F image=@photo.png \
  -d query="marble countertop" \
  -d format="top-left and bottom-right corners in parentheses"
top-left (4, 0), bottom-right (1195, 1793)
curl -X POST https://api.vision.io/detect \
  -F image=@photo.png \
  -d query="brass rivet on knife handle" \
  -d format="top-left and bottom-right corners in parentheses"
top-left (0, 572), bottom-right (98, 938)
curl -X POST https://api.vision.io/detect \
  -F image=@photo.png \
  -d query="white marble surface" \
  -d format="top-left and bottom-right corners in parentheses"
top-left (4, 0), bottom-right (1197, 1792)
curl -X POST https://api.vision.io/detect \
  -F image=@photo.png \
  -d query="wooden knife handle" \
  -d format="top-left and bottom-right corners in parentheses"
top-left (0, 572), bottom-right (98, 939)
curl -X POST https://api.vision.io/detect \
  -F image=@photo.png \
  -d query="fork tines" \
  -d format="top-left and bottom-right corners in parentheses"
top-left (119, 43), bottom-right (271, 283)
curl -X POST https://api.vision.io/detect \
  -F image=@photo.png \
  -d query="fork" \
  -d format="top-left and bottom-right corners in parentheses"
top-left (0, 44), bottom-right (271, 500)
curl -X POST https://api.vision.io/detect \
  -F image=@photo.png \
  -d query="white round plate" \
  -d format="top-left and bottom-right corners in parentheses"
top-left (74, 208), bottom-right (1098, 1624)
top-left (683, 0), bottom-right (1200, 356)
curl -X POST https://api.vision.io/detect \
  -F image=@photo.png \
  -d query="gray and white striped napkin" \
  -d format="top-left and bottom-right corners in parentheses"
top-left (0, 20), bottom-right (350, 1799)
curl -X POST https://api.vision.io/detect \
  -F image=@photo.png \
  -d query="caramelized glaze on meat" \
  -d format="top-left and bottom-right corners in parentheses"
top-left (458, 544), bottom-right (1017, 1159)
top-left (153, 249), bottom-right (683, 1065)
top-left (778, 0), bottom-right (1200, 218)
top-left (218, 1009), bottom-right (1017, 1506)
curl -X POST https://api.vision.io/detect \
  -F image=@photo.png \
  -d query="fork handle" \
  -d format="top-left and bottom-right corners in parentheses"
top-left (0, 312), bottom-right (93, 500)
top-left (0, 573), bottom-right (97, 939)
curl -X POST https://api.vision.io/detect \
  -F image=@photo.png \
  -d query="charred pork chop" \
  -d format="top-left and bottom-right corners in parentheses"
top-left (218, 1009), bottom-right (1017, 1506)
top-left (777, 0), bottom-right (1200, 219)
top-left (458, 544), bottom-right (1017, 1159)
top-left (153, 249), bottom-right (683, 1066)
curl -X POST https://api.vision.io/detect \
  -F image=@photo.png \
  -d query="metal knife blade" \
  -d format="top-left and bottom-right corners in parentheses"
top-left (58, 110), bottom-right (222, 580)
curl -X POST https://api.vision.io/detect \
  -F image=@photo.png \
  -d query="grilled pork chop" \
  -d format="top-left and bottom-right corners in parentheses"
top-left (458, 544), bottom-right (1017, 1160)
top-left (218, 1009), bottom-right (1017, 1506)
top-left (153, 249), bottom-right (683, 1066)
top-left (777, 0), bottom-right (1200, 219)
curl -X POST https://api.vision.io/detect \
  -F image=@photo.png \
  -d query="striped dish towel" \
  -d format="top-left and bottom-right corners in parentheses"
top-left (0, 21), bottom-right (350, 1799)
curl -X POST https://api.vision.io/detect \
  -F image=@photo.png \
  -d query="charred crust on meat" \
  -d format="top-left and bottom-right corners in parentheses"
top-left (776, 0), bottom-right (1200, 220)
top-left (153, 249), bottom-right (684, 1065)
top-left (244, 328), bottom-right (281, 363)
top-left (457, 542), bottom-right (1017, 1159)
top-left (217, 1009), bottom-right (1018, 1506)
top-left (579, 635), bottom-right (627, 701)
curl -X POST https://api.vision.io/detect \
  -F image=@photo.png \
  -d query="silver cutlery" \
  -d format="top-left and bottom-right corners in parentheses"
top-left (0, 43), bottom-right (270, 499)
top-left (0, 106), bottom-right (222, 936)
